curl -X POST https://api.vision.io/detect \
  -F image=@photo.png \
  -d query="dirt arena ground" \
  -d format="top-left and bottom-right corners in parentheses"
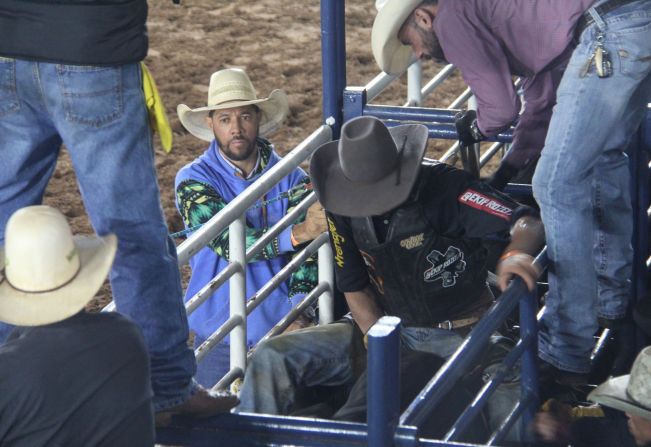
top-left (40, 0), bottom-right (469, 309)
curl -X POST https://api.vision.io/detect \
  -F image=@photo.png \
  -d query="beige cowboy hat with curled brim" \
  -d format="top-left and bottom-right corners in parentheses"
top-left (310, 116), bottom-right (428, 217)
top-left (177, 68), bottom-right (289, 142)
top-left (372, 0), bottom-right (423, 75)
top-left (589, 346), bottom-right (651, 420)
top-left (0, 205), bottom-right (117, 326)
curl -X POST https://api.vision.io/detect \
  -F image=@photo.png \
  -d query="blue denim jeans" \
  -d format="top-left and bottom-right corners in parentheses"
top-left (0, 59), bottom-right (196, 410)
top-left (532, 1), bottom-right (651, 373)
top-left (236, 321), bottom-right (520, 440)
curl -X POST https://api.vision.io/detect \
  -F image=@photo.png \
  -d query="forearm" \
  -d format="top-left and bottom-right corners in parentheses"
top-left (503, 215), bottom-right (545, 257)
top-left (345, 286), bottom-right (384, 335)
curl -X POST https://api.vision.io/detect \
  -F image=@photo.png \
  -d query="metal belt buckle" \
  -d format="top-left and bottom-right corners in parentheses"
top-left (438, 320), bottom-right (453, 330)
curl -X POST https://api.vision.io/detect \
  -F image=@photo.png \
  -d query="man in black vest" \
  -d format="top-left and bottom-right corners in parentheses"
top-left (236, 117), bottom-right (544, 438)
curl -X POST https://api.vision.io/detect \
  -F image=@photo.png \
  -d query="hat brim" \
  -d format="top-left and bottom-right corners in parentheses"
top-left (178, 89), bottom-right (289, 142)
top-left (0, 234), bottom-right (117, 326)
top-left (372, 0), bottom-right (422, 75)
top-left (310, 123), bottom-right (428, 217)
top-left (589, 375), bottom-right (651, 420)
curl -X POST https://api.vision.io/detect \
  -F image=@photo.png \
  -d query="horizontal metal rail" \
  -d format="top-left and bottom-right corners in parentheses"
top-left (245, 233), bottom-right (329, 315)
top-left (177, 125), bottom-right (332, 266)
top-left (366, 72), bottom-right (398, 102)
top-left (193, 233), bottom-right (328, 361)
top-left (186, 263), bottom-right (241, 315)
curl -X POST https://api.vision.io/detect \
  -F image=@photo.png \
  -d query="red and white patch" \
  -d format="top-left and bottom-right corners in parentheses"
top-left (458, 189), bottom-right (512, 221)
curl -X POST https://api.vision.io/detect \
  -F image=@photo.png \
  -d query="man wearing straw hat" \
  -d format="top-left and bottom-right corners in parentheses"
top-left (372, 0), bottom-right (651, 389)
top-left (175, 68), bottom-right (327, 387)
top-left (0, 205), bottom-right (154, 446)
top-left (237, 116), bottom-right (544, 439)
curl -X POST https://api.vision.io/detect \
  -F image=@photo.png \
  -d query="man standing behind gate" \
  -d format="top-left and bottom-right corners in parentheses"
top-left (0, 0), bottom-right (236, 420)
top-left (372, 0), bottom-right (651, 386)
top-left (175, 68), bottom-right (327, 387)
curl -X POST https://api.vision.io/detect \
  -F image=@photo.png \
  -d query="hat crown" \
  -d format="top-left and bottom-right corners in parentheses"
top-left (339, 117), bottom-right (400, 183)
top-left (627, 346), bottom-right (651, 410)
top-left (207, 68), bottom-right (259, 108)
top-left (4, 206), bottom-right (80, 293)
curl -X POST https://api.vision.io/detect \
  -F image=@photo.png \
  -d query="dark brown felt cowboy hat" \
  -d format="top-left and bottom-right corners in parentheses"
top-left (310, 116), bottom-right (428, 217)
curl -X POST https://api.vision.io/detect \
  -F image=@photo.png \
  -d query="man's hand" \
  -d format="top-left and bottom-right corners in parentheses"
top-left (291, 201), bottom-right (327, 245)
top-left (496, 251), bottom-right (540, 292)
top-left (454, 109), bottom-right (485, 147)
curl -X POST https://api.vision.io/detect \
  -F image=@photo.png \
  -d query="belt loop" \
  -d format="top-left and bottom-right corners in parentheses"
top-left (587, 5), bottom-right (608, 32)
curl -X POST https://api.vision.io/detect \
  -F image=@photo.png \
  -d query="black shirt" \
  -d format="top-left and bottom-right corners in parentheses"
top-left (327, 162), bottom-right (519, 294)
top-left (0, 312), bottom-right (154, 447)
top-left (0, 0), bottom-right (148, 65)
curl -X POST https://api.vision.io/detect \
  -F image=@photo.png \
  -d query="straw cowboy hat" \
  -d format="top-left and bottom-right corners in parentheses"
top-left (177, 68), bottom-right (289, 142)
top-left (589, 346), bottom-right (651, 419)
top-left (309, 116), bottom-right (428, 217)
top-left (0, 206), bottom-right (117, 326)
top-left (372, 0), bottom-right (422, 75)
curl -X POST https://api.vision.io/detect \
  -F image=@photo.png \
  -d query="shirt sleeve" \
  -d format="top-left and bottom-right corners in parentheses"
top-left (325, 211), bottom-right (370, 293)
top-left (501, 65), bottom-right (565, 169)
top-left (435, 6), bottom-right (520, 137)
top-left (175, 179), bottom-right (291, 261)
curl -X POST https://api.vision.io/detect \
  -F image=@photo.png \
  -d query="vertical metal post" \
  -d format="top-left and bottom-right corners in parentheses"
top-left (321, 0), bottom-right (346, 138)
top-left (229, 216), bottom-right (247, 374)
top-left (407, 61), bottom-right (422, 106)
top-left (519, 288), bottom-right (539, 438)
top-left (318, 242), bottom-right (334, 324)
top-left (367, 316), bottom-right (401, 447)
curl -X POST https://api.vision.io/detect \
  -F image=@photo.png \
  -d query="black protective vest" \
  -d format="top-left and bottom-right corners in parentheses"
top-left (351, 170), bottom-right (488, 326)
top-left (0, 0), bottom-right (148, 65)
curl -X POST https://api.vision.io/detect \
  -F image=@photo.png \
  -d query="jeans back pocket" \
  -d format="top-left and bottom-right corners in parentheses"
top-left (57, 65), bottom-right (123, 127)
top-left (0, 57), bottom-right (20, 117)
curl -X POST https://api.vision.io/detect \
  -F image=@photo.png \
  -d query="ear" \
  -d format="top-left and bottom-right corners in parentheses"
top-left (413, 7), bottom-right (435, 31)
top-left (205, 115), bottom-right (213, 129)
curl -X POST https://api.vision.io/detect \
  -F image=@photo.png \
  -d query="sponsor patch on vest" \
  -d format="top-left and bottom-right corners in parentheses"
top-left (328, 217), bottom-right (345, 268)
top-left (400, 233), bottom-right (425, 250)
top-left (458, 189), bottom-right (512, 221)
top-left (423, 246), bottom-right (466, 287)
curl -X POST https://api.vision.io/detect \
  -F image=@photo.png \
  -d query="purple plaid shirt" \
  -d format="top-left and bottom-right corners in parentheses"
top-left (435, 0), bottom-right (594, 168)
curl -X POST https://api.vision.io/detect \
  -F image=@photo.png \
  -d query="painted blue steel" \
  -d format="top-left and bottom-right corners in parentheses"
top-left (401, 250), bottom-right (547, 431)
top-left (400, 280), bottom-right (525, 428)
top-left (444, 336), bottom-right (530, 442)
top-left (156, 412), bottom-right (368, 447)
top-left (320, 0), bottom-right (346, 138)
top-left (518, 286), bottom-right (540, 439)
top-left (377, 115), bottom-right (513, 144)
top-left (368, 316), bottom-right (402, 447)
top-left (343, 87), bottom-right (367, 123)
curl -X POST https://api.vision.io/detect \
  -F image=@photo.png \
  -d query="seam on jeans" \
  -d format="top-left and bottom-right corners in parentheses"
top-left (0, 57), bottom-right (19, 117)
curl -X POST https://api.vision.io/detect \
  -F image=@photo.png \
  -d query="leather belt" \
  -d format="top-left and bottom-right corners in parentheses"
top-left (436, 316), bottom-right (479, 330)
top-left (575, 0), bottom-right (640, 38)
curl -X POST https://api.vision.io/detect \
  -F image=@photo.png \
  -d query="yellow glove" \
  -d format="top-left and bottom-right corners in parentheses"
top-left (141, 62), bottom-right (173, 153)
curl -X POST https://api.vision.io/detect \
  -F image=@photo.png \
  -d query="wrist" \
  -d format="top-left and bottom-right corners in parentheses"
top-left (290, 225), bottom-right (301, 247)
top-left (499, 249), bottom-right (525, 263)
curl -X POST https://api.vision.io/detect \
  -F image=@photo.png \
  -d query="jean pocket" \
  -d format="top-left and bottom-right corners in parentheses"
top-left (57, 65), bottom-right (123, 127)
top-left (0, 57), bottom-right (20, 117)
top-left (612, 18), bottom-right (651, 78)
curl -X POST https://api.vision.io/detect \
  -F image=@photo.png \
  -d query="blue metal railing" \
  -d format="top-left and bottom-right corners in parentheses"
top-left (155, 0), bottom-right (651, 444)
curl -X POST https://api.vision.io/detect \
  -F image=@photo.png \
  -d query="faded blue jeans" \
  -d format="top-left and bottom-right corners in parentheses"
top-left (236, 320), bottom-right (520, 440)
top-left (532, 1), bottom-right (651, 373)
top-left (0, 60), bottom-right (196, 410)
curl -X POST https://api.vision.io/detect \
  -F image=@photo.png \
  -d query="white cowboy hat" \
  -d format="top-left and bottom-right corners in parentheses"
top-left (0, 205), bottom-right (117, 326)
top-left (589, 346), bottom-right (651, 420)
top-left (309, 116), bottom-right (428, 217)
top-left (372, 0), bottom-right (422, 75)
top-left (177, 68), bottom-right (289, 142)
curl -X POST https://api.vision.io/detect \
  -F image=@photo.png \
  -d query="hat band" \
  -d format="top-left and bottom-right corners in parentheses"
top-left (626, 388), bottom-right (651, 413)
top-left (1, 263), bottom-right (82, 294)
